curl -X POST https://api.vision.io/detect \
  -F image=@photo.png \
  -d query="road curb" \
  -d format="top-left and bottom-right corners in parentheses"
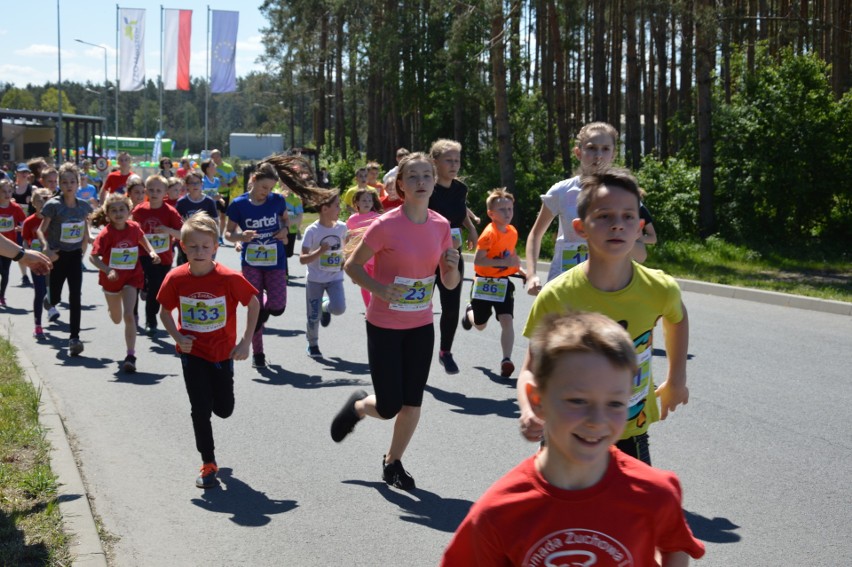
top-left (16, 345), bottom-right (108, 567)
top-left (478, 254), bottom-right (850, 316)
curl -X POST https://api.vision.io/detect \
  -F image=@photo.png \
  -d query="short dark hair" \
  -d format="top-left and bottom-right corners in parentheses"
top-left (530, 311), bottom-right (637, 391)
top-left (576, 167), bottom-right (641, 220)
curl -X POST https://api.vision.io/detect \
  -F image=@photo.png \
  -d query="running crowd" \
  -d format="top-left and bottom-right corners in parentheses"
top-left (1, 122), bottom-right (704, 565)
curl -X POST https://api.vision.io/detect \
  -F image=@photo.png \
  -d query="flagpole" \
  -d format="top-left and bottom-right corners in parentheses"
top-left (56, 0), bottom-right (63, 163)
top-left (115, 4), bottom-right (120, 157)
top-left (158, 4), bottom-right (163, 136)
top-left (204, 5), bottom-right (210, 153)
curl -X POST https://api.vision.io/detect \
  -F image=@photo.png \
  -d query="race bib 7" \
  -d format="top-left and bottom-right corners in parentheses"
top-left (108, 246), bottom-right (139, 269)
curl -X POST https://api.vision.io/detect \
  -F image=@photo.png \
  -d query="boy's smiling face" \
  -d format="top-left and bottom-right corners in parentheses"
top-left (527, 352), bottom-right (631, 486)
top-left (573, 185), bottom-right (643, 259)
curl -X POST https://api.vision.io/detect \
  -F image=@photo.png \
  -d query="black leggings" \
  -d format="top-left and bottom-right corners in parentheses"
top-left (366, 321), bottom-right (434, 419)
top-left (48, 249), bottom-right (83, 339)
top-left (434, 253), bottom-right (464, 352)
top-left (0, 256), bottom-right (10, 298)
top-left (181, 354), bottom-right (235, 464)
top-left (141, 257), bottom-right (171, 327)
top-left (616, 433), bottom-right (651, 466)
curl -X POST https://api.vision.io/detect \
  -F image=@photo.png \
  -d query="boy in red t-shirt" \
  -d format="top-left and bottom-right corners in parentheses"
top-left (132, 175), bottom-right (183, 335)
top-left (22, 188), bottom-right (53, 338)
top-left (442, 311), bottom-right (705, 566)
top-left (157, 212), bottom-right (259, 489)
top-left (0, 178), bottom-right (28, 306)
top-left (460, 189), bottom-right (526, 378)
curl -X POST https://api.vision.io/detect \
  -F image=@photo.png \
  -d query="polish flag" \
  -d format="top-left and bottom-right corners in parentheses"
top-left (163, 9), bottom-right (192, 91)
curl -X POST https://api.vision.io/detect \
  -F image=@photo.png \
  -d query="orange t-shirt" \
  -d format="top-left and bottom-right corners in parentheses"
top-left (474, 223), bottom-right (519, 278)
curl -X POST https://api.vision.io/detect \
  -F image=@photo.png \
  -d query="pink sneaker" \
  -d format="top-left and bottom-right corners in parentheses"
top-left (0, 297), bottom-right (6, 307)
top-left (33, 326), bottom-right (45, 340)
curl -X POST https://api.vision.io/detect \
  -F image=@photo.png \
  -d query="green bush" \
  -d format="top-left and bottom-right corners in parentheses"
top-left (636, 156), bottom-right (700, 242)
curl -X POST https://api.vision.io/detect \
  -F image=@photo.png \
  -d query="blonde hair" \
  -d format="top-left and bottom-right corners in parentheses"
top-left (530, 311), bottom-right (637, 391)
top-left (429, 139), bottom-right (462, 160)
top-left (576, 122), bottom-right (618, 147)
top-left (91, 192), bottom-right (133, 228)
top-left (485, 188), bottom-right (514, 209)
top-left (31, 188), bottom-right (53, 208)
top-left (145, 174), bottom-right (168, 189)
top-left (180, 211), bottom-right (219, 242)
top-left (126, 174), bottom-right (144, 190)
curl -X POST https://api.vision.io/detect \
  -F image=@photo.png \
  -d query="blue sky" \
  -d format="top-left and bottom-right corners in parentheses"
top-left (1, 1), bottom-right (268, 88)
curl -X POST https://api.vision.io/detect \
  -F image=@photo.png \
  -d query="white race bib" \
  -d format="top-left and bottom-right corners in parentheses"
top-left (471, 277), bottom-right (509, 302)
top-left (145, 233), bottom-right (170, 254)
top-left (560, 242), bottom-right (589, 272)
top-left (450, 227), bottom-right (462, 249)
top-left (319, 250), bottom-right (343, 272)
top-left (629, 347), bottom-right (653, 407)
top-left (0, 216), bottom-right (14, 232)
top-left (245, 243), bottom-right (278, 267)
top-left (390, 275), bottom-right (435, 312)
top-left (60, 221), bottom-right (85, 244)
top-left (179, 295), bottom-right (227, 332)
top-left (108, 246), bottom-right (139, 269)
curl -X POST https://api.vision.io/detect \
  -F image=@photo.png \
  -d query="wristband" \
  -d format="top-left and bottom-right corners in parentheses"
top-left (12, 247), bottom-right (25, 262)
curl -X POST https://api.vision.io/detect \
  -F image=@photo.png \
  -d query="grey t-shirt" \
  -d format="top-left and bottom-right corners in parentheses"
top-left (41, 197), bottom-right (93, 251)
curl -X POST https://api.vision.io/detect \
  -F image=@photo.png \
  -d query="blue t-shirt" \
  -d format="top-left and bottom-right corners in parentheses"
top-left (226, 192), bottom-right (288, 270)
top-left (202, 176), bottom-right (221, 200)
top-left (76, 184), bottom-right (98, 203)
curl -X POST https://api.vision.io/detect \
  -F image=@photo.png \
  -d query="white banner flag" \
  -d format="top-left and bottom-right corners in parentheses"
top-left (119, 8), bottom-right (146, 91)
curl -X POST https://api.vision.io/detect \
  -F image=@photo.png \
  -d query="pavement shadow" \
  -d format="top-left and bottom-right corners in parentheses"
top-left (190, 468), bottom-right (298, 526)
top-left (0, 305), bottom-right (29, 316)
top-left (262, 327), bottom-right (305, 339)
top-left (424, 384), bottom-right (518, 419)
top-left (252, 364), bottom-right (367, 389)
top-left (652, 347), bottom-right (695, 360)
top-left (319, 356), bottom-right (371, 376)
top-left (684, 510), bottom-right (741, 543)
top-left (342, 480), bottom-right (472, 533)
top-left (49, 346), bottom-right (112, 369)
top-left (473, 365), bottom-right (517, 387)
top-left (111, 369), bottom-right (175, 386)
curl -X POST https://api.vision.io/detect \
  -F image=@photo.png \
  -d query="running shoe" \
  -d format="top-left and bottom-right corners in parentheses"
top-left (33, 326), bottom-right (45, 340)
top-left (307, 345), bottom-right (323, 358)
top-left (500, 358), bottom-right (515, 378)
top-left (144, 324), bottom-right (157, 337)
top-left (439, 352), bottom-right (460, 375)
top-left (320, 298), bottom-right (331, 327)
top-left (122, 355), bottom-right (137, 373)
top-left (0, 297), bottom-right (6, 307)
top-left (21, 275), bottom-right (32, 287)
top-left (48, 307), bottom-right (60, 323)
top-left (68, 339), bottom-right (84, 357)
top-left (382, 457), bottom-right (416, 491)
top-left (252, 353), bottom-right (267, 368)
top-left (330, 389), bottom-right (368, 442)
top-left (196, 462), bottom-right (219, 489)
top-left (461, 303), bottom-right (473, 331)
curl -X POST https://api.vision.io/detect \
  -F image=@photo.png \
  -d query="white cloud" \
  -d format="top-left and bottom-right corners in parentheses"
top-left (0, 63), bottom-right (54, 86)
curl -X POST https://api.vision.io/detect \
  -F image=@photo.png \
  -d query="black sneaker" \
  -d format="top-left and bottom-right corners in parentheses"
top-left (21, 275), bottom-right (32, 287)
top-left (320, 304), bottom-right (331, 328)
top-left (122, 355), bottom-right (137, 373)
top-left (43, 296), bottom-right (52, 311)
top-left (461, 304), bottom-right (473, 331)
top-left (330, 389), bottom-right (368, 442)
top-left (382, 457), bottom-right (416, 491)
top-left (196, 462), bottom-right (218, 489)
top-left (252, 353), bottom-right (267, 368)
top-left (68, 339), bottom-right (84, 357)
top-left (500, 358), bottom-right (515, 378)
top-left (439, 352), bottom-right (459, 375)
top-left (307, 345), bottom-right (323, 358)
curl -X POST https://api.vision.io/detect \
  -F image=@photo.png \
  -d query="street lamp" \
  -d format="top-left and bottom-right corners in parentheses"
top-left (74, 39), bottom-right (110, 155)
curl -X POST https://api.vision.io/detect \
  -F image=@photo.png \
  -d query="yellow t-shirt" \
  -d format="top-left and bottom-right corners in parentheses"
top-left (523, 262), bottom-right (684, 439)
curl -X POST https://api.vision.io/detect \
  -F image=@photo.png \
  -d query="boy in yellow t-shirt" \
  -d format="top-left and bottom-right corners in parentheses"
top-left (460, 189), bottom-right (526, 378)
top-left (517, 167), bottom-right (691, 466)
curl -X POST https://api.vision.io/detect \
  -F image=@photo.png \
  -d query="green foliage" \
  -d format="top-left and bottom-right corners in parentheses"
top-left (635, 156), bottom-right (700, 241)
top-left (320, 143), bottom-right (365, 192)
top-left (1, 88), bottom-right (37, 110)
top-left (713, 46), bottom-right (851, 247)
top-left (39, 88), bottom-right (75, 114)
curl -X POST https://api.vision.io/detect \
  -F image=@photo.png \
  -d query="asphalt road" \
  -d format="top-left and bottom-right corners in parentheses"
top-left (1, 243), bottom-right (850, 566)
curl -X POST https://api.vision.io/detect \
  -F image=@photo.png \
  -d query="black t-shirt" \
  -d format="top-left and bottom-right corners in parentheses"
top-left (176, 195), bottom-right (218, 220)
top-left (429, 178), bottom-right (468, 229)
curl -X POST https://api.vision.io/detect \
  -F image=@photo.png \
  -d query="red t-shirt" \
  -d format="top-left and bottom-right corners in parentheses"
top-left (102, 170), bottom-right (133, 194)
top-left (22, 213), bottom-right (43, 251)
top-left (91, 221), bottom-right (147, 289)
top-left (0, 201), bottom-right (26, 241)
top-left (379, 194), bottom-right (403, 212)
top-left (157, 262), bottom-right (258, 362)
top-left (441, 448), bottom-right (705, 566)
top-left (131, 201), bottom-right (183, 266)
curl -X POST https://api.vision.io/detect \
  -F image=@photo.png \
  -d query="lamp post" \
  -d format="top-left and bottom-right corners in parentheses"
top-left (74, 39), bottom-right (109, 155)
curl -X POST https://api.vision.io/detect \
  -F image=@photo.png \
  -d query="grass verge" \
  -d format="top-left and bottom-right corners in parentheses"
top-left (0, 335), bottom-right (71, 566)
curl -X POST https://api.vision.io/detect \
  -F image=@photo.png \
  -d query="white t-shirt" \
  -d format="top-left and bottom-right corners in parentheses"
top-left (540, 175), bottom-right (588, 282)
top-left (301, 220), bottom-right (348, 283)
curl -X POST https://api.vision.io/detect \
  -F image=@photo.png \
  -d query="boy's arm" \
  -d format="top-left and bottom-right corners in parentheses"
top-left (655, 302), bottom-right (690, 420)
top-left (524, 205), bottom-right (555, 295)
top-left (462, 215), bottom-right (478, 249)
top-left (474, 248), bottom-right (521, 269)
top-left (230, 295), bottom-right (260, 361)
top-left (660, 551), bottom-right (690, 567)
top-left (159, 305), bottom-right (196, 353)
top-left (517, 345), bottom-right (545, 442)
top-left (299, 243), bottom-right (329, 265)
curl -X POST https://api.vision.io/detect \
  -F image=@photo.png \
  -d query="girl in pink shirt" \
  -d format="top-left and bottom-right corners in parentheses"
top-left (330, 153), bottom-right (460, 491)
top-left (345, 188), bottom-right (383, 307)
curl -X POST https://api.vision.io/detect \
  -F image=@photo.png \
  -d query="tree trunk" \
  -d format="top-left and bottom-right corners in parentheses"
top-left (592, 0), bottom-right (608, 121)
top-left (335, 11), bottom-right (346, 158)
top-left (490, 0), bottom-right (517, 199)
top-left (696, 0), bottom-right (716, 237)
top-left (610, 0), bottom-right (624, 135)
top-left (653, 2), bottom-right (669, 159)
top-left (549, 0), bottom-right (573, 171)
top-left (625, 0), bottom-right (642, 169)
top-left (316, 14), bottom-right (328, 148)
